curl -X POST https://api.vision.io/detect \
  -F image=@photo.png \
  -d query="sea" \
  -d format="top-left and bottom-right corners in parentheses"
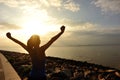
top-left (2, 45), bottom-right (120, 69)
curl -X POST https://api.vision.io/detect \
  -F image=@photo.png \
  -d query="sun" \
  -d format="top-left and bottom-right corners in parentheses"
top-left (21, 18), bottom-right (59, 38)
top-left (19, 8), bottom-right (56, 36)
top-left (20, 9), bottom-right (59, 37)
top-left (22, 19), bottom-right (51, 36)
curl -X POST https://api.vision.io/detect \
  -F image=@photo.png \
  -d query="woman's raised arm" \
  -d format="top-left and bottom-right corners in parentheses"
top-left (6, 32), bottom-right (28, 51)
top-left (43, 25), bottom-right (65, 50)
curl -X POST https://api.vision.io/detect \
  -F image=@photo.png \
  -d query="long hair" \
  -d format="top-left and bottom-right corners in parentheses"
top-left (27, 35), bottom-right (41, 48)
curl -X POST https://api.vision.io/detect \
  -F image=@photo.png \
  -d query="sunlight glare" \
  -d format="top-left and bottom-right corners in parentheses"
top-left (21, 19), bottom-right (58, 37)
top-left (20, 7), bottom-right (59, 37)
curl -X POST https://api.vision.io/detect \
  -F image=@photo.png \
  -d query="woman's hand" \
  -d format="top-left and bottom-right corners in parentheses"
top-left (60, 25), bottom-right (65, 33)
top-left (6, 32), bottom-right (11, 38)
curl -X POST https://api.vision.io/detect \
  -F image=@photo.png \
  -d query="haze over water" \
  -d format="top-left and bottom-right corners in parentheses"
top-left (44, 46), bottom-right (120, 69)
top-left (2, 45), bottom-right (120, 69)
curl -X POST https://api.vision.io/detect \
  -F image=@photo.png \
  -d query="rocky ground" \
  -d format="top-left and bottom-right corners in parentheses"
top-left (0, 50), bottom-right (120, 80)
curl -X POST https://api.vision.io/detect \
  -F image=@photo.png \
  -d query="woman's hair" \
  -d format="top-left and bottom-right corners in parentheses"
top-left (27, 35), bottom-right (41, 48)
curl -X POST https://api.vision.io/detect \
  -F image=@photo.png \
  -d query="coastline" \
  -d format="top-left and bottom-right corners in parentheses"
top-left (0, 49), bottom-right (120, 80)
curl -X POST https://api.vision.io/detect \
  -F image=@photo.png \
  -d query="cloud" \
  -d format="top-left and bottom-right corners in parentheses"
top-left (48, 0), bottom-right (62, 7)
top-left (56, 19), bottom-right (120, 45)
top-left (63, 0), bottom-right (80, 12)
top-left (92, 0), bottom-right (120, 14)
top-left (55, 18), bottom-right (96, 31)
top-left (0, 0), bottom-right (80, 12)
top-left (0, 0), bottom-right (41, 8)
top-left (0, 0), bottom-right (18, 7)
top-left (52, 18), bottom-right (120, 36)
top-left (65, 28), bottom-right (120, 46)
top-left (43, 0), bottom-right (80, 12)
top-left (0, 22), bottom-right (21, 30)
top-left (38, 0), bottom-right (80, 12)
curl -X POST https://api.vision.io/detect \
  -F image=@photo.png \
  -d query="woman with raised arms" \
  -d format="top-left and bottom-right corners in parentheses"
top-left (6, 25), bottom-right (65, 80)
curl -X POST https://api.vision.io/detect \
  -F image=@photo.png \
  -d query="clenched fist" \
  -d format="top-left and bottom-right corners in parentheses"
top-left (6, 32), bottom-right (11, 38)
top-left (60, 25), bottom-right (65, 33)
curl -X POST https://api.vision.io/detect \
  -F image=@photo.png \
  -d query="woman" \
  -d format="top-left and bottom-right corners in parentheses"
top-left (6, 26), bottom-right (65, 80)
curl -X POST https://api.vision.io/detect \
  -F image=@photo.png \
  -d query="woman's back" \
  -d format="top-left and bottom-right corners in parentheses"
top-left (6, 26), bottom-right (65, 80)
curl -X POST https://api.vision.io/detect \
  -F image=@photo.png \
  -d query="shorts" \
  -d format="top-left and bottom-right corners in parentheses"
top-left (28, 69), bottom-right (46, 80)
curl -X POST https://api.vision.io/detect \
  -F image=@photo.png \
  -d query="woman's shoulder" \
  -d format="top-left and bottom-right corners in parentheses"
top-left (39, 46), bottom-right (46, 50)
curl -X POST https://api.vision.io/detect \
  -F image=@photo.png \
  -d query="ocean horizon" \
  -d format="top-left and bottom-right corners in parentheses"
top-left (1, 45), bottom-right (120, 69)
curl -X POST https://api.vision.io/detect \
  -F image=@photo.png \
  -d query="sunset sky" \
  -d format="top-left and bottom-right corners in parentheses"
top-left (0, 0), bottom-right (120, 52)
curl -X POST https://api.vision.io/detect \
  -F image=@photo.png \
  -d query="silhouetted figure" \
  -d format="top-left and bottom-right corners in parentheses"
top-left (6, 26), bottom-right (65, 80)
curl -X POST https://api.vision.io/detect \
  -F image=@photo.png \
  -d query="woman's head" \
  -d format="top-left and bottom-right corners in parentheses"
top-left (27, 35), bottom-right (41, 48)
